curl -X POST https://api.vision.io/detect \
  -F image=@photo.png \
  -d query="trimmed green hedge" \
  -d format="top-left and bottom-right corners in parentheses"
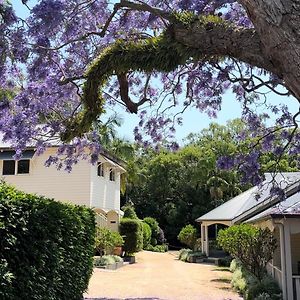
top-left (0, 183), bottom-right (96, 300)
top-left (119, 218), bottom-right (143, 255)
top-left (142, 222), bottom-right (152, 248)
top-left (143, 217), bottom-right (160, 245)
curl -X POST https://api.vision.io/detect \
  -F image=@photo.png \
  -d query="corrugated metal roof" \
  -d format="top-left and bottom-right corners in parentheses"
top-left (196, 186), bottom-right (258, 222)
top-left (196, 172), bottom-right (300, 223)
top-left (247, 191), bottom-right (300, 222)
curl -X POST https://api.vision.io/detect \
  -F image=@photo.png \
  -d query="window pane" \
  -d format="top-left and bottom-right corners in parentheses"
top-left (2, 160), bottom-right (15, 175)
top-left (109, 169), bottom-right (115, 181)
top-left (97, 163), bottom-right (104, 177)
top-left (17, 160), bottom-right (30, 174)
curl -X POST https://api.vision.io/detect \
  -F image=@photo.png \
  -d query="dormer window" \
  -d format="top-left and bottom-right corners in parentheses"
top-left (97, 163), bottom-right (104, 177)
top-left (109, 168), bottom-right (115, 181)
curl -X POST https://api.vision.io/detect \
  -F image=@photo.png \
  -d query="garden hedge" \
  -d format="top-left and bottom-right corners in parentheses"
top-left (143, 217), bottom-right (160, 245)
top-left (0, 183), bottom-right (96, 300)
top-left (119, 218), bottom-right (143, 255)
top-left (142, 221), bottom-right (152, 248)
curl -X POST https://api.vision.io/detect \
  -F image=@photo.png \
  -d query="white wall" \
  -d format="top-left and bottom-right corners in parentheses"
top-left (0, 148), bottom-right (91, 206)
top-left (90, 160), bottom-right (120, 211)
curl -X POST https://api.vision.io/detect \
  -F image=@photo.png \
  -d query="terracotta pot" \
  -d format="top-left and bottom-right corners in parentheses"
top-left (113, 246), bottom-right (123, 256)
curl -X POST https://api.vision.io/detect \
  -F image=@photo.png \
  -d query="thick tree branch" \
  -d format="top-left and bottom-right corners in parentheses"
top-left (172, 20), bottom-right (277, 76)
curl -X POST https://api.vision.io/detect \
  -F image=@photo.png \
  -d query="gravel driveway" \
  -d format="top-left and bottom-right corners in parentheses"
top-left (84, 251), bottom-right (242, 300)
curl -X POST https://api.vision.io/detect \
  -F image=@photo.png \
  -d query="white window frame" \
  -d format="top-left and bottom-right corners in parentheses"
top-left (2, 159), bottom-right (30, 176)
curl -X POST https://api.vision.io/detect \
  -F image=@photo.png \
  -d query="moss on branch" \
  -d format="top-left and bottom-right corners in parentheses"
top-left (61, 14), bottom-right (224, 141)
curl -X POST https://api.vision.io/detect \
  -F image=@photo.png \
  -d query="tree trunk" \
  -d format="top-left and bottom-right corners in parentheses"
top-left (239, 0), bottom-right (300, 102)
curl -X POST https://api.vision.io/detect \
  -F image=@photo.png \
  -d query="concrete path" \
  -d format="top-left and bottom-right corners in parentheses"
top-left (84, 251), bottom-right (242, 300)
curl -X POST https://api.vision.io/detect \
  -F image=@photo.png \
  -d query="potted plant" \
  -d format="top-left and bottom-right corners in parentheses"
top-left (112, 232), bottom-right (124, 256)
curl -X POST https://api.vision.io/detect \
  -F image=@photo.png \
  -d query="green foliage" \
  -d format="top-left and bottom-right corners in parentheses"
top-left (144, 244), bottom-right (168, 252)
top-left (95, 227), bottom-right (124, 255)
top-left (254, 293), bottom-right (272, 300)
top-left (62, 25), bottom-right (204, 141)
top-left (230, 259), bottom-right (240, 273)
top-left (0, 183), bottom-right (95, 300)
top-left (94, 255), bottom-right (116, 267)
top-left (94, 255), bottom-right (123, 267)
top-left (217, 224), bottom-right (277, 280)
top-left (178, 249), bottom-right (193, 262)
top-left (142, 222), bottom-right (152, 248)
top-left (123, 205), bottom-right (138, 219)
top-left (143, 217), bottom-right (160, 244)
top-left (178, 249), bottom-right (206, 262)
top-left (119, 218), bottom-right (143, 255)
top-left (177, 224), bottom-right (198, 249)
top-left (126, 120), bottom-right (298, 244)
top-left (231, 264), bottom-right (282, 300)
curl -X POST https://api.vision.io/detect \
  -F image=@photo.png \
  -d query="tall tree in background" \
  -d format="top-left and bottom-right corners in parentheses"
top-left (0, 0), bottom-right (299, 185)
top-left (127, 120), bottom-right (298, 243)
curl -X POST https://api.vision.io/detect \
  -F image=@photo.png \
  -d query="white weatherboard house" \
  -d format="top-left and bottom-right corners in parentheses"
top-left (197, 172), bottom-right (300, 300)
top-left (0, 140), bottom-right (126, 231)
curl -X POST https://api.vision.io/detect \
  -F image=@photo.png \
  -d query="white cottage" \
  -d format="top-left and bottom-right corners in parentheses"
top-left (0, 142), bottom-right (126, 232)
top-left (196, 172), bottom-right (300, 300)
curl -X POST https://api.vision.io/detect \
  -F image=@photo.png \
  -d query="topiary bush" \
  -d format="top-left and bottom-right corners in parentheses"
top-left (122, 205), bottom-right (138, 219)
top-left (142, 221), bottom-right (152, 248)
top-left (177, 224), bottom-right (198, 250)
top-left (0, 183), bottom-right (96, 300)
top-left (119, 218), bottom-right (143, 255)
top-left (143, 217), bottom-right (160, 245)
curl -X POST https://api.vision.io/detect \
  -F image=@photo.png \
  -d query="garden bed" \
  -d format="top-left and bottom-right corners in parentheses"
top-left (94, 255), bottom-right (125, 270)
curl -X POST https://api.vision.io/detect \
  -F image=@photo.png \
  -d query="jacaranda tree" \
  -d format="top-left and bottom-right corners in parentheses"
top-left (0, 0), bottom-right (299, 185)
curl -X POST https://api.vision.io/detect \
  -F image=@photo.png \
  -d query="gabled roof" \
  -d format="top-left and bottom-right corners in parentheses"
top-left (196, 172), bottom-right (300, 223)
top-left (196, 186), bottom-right (257, 222)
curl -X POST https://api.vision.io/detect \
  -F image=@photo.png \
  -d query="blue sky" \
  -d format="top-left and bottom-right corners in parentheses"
top-left (11, 0), bottom-right (299, 143)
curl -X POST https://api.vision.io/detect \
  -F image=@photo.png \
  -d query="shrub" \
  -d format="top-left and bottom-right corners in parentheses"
top-left (247, 275), bottom-right (282, 300)
top-left (231, 264), bottom-right (282, 300)
top-left (177, 224), bottom-right (197, 250)
top-left (95, 227), bottom-right (124, 255)
top-left (254, 293), bottom-right (272, 300)
top-left (119, 218), bottom-right (143, 255)
top-left (217, 224), bottom-right (277, 280)
top-left (178, 249), bottom-right (192, 261)
top-left (0, 183), bottom-right (95, 300)
top-left (144, 244), bottom-right (168, 252)
top-left (186, 251), bottom-right (206, 263)
top-left (94, 255), bottom-right (115, 267)
top-left (230, 259), bottom-right (240, 273)
top-left (142, 222), bottom-right (152, 248)
top-left (143, 217), bottom-right (160, 244)
top-left (157, 227), bottom-right (166, 244)
top-left (123, 205), bottom-right (138, 219)
top-left (112, 255), bottom-right (123, 263)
